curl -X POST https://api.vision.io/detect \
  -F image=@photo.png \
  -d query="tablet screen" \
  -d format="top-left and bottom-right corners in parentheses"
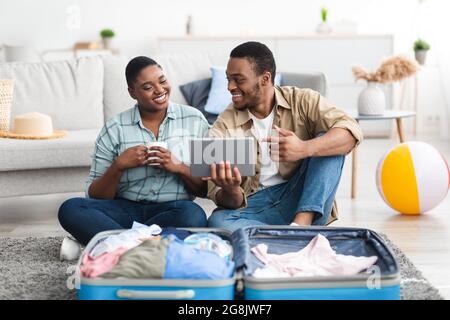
top-left (189, 137), bottom-right (256, 177)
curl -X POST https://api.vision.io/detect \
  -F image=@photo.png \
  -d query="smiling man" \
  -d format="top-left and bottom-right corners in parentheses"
top-left (206, 41), bottom-right (363, 232)
top-left (58, 56), bottom-right (210, 246)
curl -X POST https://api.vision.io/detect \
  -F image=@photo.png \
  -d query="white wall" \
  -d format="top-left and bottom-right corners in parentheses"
top-left (0, 0), bottom-right (446, 57)
top-left (1, 0), bottom-right (449, 136)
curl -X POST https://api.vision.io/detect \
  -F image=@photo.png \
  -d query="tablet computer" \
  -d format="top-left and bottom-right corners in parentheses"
top-left (189, 137), bottom-right (256, 177)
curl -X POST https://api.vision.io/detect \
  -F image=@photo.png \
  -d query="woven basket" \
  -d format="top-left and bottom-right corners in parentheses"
top-left (0, 80), bottom-right (14, 131)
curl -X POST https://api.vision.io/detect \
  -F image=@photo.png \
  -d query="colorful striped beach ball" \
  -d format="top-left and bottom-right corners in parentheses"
top-left (376, 141), bottom-right (449, 214)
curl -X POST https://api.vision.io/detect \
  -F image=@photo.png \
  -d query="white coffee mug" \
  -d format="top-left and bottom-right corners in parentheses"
top-left (147, 141), bottom-right (168, 165)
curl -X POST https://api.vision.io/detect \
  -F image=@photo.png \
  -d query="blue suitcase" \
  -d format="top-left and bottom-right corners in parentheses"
top-left (77, 226), bottom-right (400, 300)
top-left (232, 226), bottom-right (400, 300)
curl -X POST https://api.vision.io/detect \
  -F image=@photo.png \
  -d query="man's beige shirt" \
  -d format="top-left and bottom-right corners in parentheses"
top-left (207, 86), bottom-right (363, 224)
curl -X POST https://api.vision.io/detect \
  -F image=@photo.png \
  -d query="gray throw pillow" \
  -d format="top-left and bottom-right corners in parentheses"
top-left (179, 78), bottom-right (212, 113)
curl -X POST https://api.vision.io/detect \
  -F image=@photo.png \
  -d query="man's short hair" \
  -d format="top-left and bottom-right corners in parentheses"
top-left (125, 56), bottom-right (161, 87)
top-left (230, 41), bottom-right (276, 84)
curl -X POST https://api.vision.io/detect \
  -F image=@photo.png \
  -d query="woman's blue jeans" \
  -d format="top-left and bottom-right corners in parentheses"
top-left (58, 198), bottom-right (207, 245)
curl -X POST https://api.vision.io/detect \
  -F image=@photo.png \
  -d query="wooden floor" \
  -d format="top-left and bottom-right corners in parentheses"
top-left (1, 132), bottom-right (449, 299)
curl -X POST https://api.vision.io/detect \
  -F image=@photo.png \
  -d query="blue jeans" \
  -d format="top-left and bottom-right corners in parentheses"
top-left (208, 155), bottom-right (345, 232)
top-left (58, 198), bottom-right (207, 246)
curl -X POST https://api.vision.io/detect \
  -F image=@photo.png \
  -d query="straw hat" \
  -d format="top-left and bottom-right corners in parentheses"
top-left (0, 112), bottom-right (67, 139)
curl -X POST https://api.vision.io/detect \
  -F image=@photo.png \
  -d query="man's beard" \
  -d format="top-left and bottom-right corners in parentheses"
top-left (235, 83), bottom-right (261, 111)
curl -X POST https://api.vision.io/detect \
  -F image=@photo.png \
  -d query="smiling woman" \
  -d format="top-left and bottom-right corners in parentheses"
top-left (57, 55), bottom-right (211, 247)
top-left (125, 56), bottom-right (171, 115)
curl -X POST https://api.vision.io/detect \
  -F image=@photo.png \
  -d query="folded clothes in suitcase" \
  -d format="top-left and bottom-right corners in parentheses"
top-left (77, 228), bottom-right (236, 300)
top-left (232, 226), bottom-right (400, 300)
top-left (77, 226), bottom-right (400, 300)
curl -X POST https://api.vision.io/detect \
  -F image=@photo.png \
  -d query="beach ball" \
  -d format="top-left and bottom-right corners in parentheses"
top-left (376, 141), bottom-right (449, 214)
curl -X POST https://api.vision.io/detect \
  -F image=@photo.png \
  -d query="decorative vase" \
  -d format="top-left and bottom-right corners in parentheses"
top-left (186, 15), bottom-right (192, 36)
top-left (316, 22), bottom-right (332, 34)
top-left (415, 50), bottom-right (427, 65)
top-left (357, 81), bottom-right (386, 116)
top-left (102, 37), bottom-right (112, 50)
top-left (0, 79), bottom-right (14, 131)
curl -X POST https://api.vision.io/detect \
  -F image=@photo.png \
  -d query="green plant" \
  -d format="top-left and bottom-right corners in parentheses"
top-left (100, 28), bottom-right (115, 38)
top-left (321, 7), bottom-right (328, 22)
top-left (414, 39), bottom-right (430, 51)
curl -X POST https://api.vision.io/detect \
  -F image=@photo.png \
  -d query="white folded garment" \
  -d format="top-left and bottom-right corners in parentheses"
top-left (89, 222), bottom-right (162, 258)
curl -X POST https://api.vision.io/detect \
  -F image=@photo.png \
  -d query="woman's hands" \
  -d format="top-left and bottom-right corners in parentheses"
top-left (113, 145), bottom-right (150, 172)
top-left (146, 146), bottom-right (184, 174)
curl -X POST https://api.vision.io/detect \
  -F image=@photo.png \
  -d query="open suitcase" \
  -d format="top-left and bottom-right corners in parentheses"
top-left (77, 226), bottom-right (400, 300)
top-left (233, 226), bottom-right (400, 300)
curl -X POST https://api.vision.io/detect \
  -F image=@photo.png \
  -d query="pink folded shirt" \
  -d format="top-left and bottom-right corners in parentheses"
top-left (251, 234), bottom-right (378, 278)
top-left (81, 247), bottom-right (128, 278)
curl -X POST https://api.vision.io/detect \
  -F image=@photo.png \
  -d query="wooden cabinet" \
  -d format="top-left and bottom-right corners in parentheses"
top-left (158, 35), bottom-right (394, 136)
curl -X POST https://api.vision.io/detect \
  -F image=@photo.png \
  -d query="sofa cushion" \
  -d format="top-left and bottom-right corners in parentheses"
top-left (280, 72), bottom-right (328, 97)
top-left (179, 78), bottom-right (219, 124)
top-left (179, 78), bottom-right (211, 114)
top-left (203, 66), bottom-right (282, 115)
top-left (0, 167), bottom-right (89, 198)
top-left (0, 129), bottom-right (100, 171)
top-left (102, 55), bottom-right (136, 121)
top-left (0, 57), bottom-right (104, 130)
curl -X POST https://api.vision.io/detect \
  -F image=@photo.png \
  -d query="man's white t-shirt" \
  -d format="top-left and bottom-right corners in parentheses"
top-left (249, 108), bottom-right (287, 188)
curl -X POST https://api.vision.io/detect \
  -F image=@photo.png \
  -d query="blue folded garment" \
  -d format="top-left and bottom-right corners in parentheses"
top-left (160, 228), bottom-right (192, 240)
top-left (164, 236), bottom-right (235, 280)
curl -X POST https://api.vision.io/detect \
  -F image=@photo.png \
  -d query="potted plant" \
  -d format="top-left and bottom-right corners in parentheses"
top-left (316, 7), bottom-right (332, 34)
top-left (100, 28), bottom-right (115, 50)
top-left (352, 56), bottom-right (419, 115)
top-left (413, 39), bottom-right (430, 65)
